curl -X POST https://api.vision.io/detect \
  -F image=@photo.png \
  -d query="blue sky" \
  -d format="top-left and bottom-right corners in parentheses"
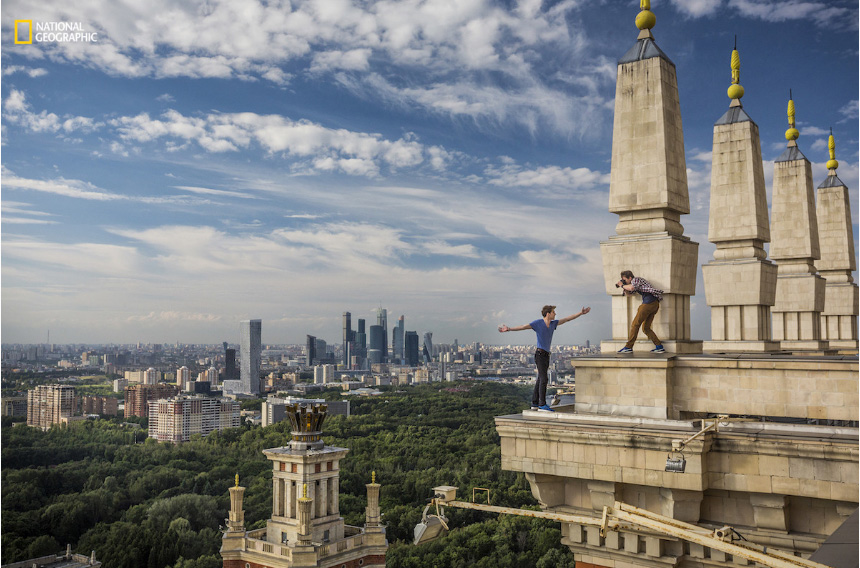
top-left (2, 0), bottom-right (857, 346)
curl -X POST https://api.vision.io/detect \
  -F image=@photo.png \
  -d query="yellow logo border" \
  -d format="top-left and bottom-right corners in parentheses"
top-left (14, 20), bottom-right (33, 44)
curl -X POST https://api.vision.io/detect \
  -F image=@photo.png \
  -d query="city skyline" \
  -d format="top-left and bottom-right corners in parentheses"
top-left (2, 0), bottom-right (857, 346)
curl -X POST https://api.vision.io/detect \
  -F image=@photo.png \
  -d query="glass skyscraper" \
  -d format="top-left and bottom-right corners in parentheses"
top-left (240, 319), bottom-right (262, 395)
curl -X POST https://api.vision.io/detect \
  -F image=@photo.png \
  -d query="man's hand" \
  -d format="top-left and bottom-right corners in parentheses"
top-left (580, 307), bottom-right (591, 316)
top-left (498, 325), bottom-right (509, 333)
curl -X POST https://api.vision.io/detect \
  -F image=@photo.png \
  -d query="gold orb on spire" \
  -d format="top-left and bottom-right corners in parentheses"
top-left (785, 95), bottom-right (799, 141)
top-left (826, 129), bottom-right (839, 171)
top-left (636, 0), bottom-right (656, 30)
top-left (727, 40), bottom-right (744, 100)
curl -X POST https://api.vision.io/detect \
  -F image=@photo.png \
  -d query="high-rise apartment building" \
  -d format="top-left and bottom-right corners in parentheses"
top-left (240, 319), bottom-right (262, 395)
top-left (143, 367), bottom-right (160, 385)
top-left (177, 366), bottom-right (191, 391)
top-left (148, 395), bottom-right (240, 443)
top-left (313, 365), bottom-right (336, 384)
top-left (405, 331), bottom-right (419, 366)
top-left (27, 385), bottom-right (76, 430)
top-left (124, 383), bottom-right (180, 418)
top-left (80, 396), bottom-right (118, 416)
top-left (356, 318), bottom-right (367, 362)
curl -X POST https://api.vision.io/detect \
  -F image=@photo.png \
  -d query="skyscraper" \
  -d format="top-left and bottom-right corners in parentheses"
top-left (376, 308), bottom-right (388, 362)
top-left (368, 325), bottom-right (384, 365)
top-left (422, 332), bottom-right (433, 363)
top-left (225, 344), bottom-right (237, 381)
top-left (306, 335), bottom-right (317, 366)
top-left (357, 318), bottom-right (367, 362)
top-left (405, 331), bottom-right (419, 367)
top-left (393, 315), bottom-right (405, 364)
top-left (240, 319), bottom-right (262, 395)
top-left (342, 312), bottom-right (353, 366)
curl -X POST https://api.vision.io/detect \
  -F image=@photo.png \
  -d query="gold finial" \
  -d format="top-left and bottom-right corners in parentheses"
top-left (826, 128), bottom-right (839, 171)
top-left (372, 471), bottom-right (376, 484)
top-left (636, 0), bottom-right (656, 31)
top-left (235, 474), bottom-right (239, 487)
top-left (727, 36), bottom-right (744, 102)
top-left (303, 483), bottom-right (308, 499)
top-left (785, 90), bottom-right (799, 141)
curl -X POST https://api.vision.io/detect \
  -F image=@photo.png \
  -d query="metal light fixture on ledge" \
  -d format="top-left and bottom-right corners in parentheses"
top-left (665, 455), bottom-right (686, 473)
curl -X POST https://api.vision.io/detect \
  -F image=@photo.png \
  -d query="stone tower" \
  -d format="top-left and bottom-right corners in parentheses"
top-left (770, 95), bottom-right (827, 350)
top-left (599, 0), bottom-right (700, 354)
top-left (815, 131), bottom-right (858, 350)
top-left (220, 403), bottom-right (387, 568)
top-left (701, 42), bottom-right (778, 352)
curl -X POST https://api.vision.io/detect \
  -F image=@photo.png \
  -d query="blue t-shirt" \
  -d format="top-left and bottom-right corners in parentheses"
top-left (530, 319), bottom-right (558, 351)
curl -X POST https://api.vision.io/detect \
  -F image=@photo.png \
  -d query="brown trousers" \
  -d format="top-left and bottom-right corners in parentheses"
top-left (625, 301), bottom-right (662, 348)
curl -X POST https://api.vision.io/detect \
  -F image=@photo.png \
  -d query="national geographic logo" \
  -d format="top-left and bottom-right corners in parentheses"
top-left (15, 20), bottom-right (99, 44)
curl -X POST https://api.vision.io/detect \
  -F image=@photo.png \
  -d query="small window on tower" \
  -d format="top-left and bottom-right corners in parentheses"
top-left (291, 463), bottom-right (297, 473)
top-left (327, 461), bottom-right (333, 471)
top-left (315, 463), bottom-right (321, 473)
top-left (279, 462), bottom-right (286, 471)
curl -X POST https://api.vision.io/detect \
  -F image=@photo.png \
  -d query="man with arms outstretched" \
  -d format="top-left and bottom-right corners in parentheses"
top-left (499, 305), bottom-right (591, 412)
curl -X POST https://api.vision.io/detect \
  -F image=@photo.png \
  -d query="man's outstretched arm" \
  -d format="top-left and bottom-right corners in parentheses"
top-left (557, 307), bottom-right (591, 326)
top-left (498, 324), bottom-right (531, 332)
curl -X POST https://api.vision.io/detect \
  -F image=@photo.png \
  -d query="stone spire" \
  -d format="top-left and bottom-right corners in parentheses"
top-left (600, 0), bottom-right (701, 354)
top-left (227, 474), bottom-right (246, 531)
top-left (702, 41), bottom-right (777, 352)
top-left (815, 130), bottom-right (858, 350)
top-left (365, 471), bottom-right (382, 529)
top-left (770, 94), bottom-right (827, 350)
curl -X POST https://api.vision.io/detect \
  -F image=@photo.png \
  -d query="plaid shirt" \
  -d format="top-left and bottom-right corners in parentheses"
top-left (630, 277), bottom-right (663, 301)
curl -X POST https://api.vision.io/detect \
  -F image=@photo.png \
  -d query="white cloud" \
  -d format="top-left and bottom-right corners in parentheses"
top-left (668, 0), bottom-right (723, 17)
top-left (727, 0), bottom-right (857, 28)
top-left (175, 185), bottom-right (257, 199)
top-left (2, 65), bottom-right (48, 77)
top-left (3, 89), bottom-right (100, 134)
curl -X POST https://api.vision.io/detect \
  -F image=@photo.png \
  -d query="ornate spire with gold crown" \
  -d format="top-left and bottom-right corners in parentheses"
top-left (596, 0), bottom-right (702, 368)
top-left (702, 37), bottom-right (777, 352)
top-left (770, 91), bottom-right (827, 349)
top-left (815, 128), bottom-right (857, 349)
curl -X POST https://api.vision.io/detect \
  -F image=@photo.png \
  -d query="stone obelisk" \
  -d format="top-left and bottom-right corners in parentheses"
top-left (600, 0), bottom-right (700, 354)
top-left (770, 95), bottom-right (827, 350)
top-left (702, 43), bottom-right (778, 352)
top-left (815, 131), bottom-right (858, 350)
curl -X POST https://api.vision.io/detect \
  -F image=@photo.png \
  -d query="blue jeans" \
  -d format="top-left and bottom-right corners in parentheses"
top-left (533, 349), bottom-right (550, 406)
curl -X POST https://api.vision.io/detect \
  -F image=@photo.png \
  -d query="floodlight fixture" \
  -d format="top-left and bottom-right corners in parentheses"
top-left (665, 455), bottom-right (686, 473)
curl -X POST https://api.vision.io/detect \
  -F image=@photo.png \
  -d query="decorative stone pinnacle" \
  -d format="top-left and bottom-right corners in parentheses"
top-left (785, 92), bottom-right (799, 142)
top-left (727, 37), bottom-right (744, 104)
top-left (826, 128), bottom-right (839, 172)
top-left (636, 0), bottom-right (656, 31)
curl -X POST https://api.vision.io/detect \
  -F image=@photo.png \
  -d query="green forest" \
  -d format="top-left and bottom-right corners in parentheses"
top-left (1, 381), bottom-right (575, 567)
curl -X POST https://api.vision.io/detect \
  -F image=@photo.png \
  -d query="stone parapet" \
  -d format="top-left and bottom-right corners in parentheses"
top-left (574, 354), bottom-right (858, 421)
